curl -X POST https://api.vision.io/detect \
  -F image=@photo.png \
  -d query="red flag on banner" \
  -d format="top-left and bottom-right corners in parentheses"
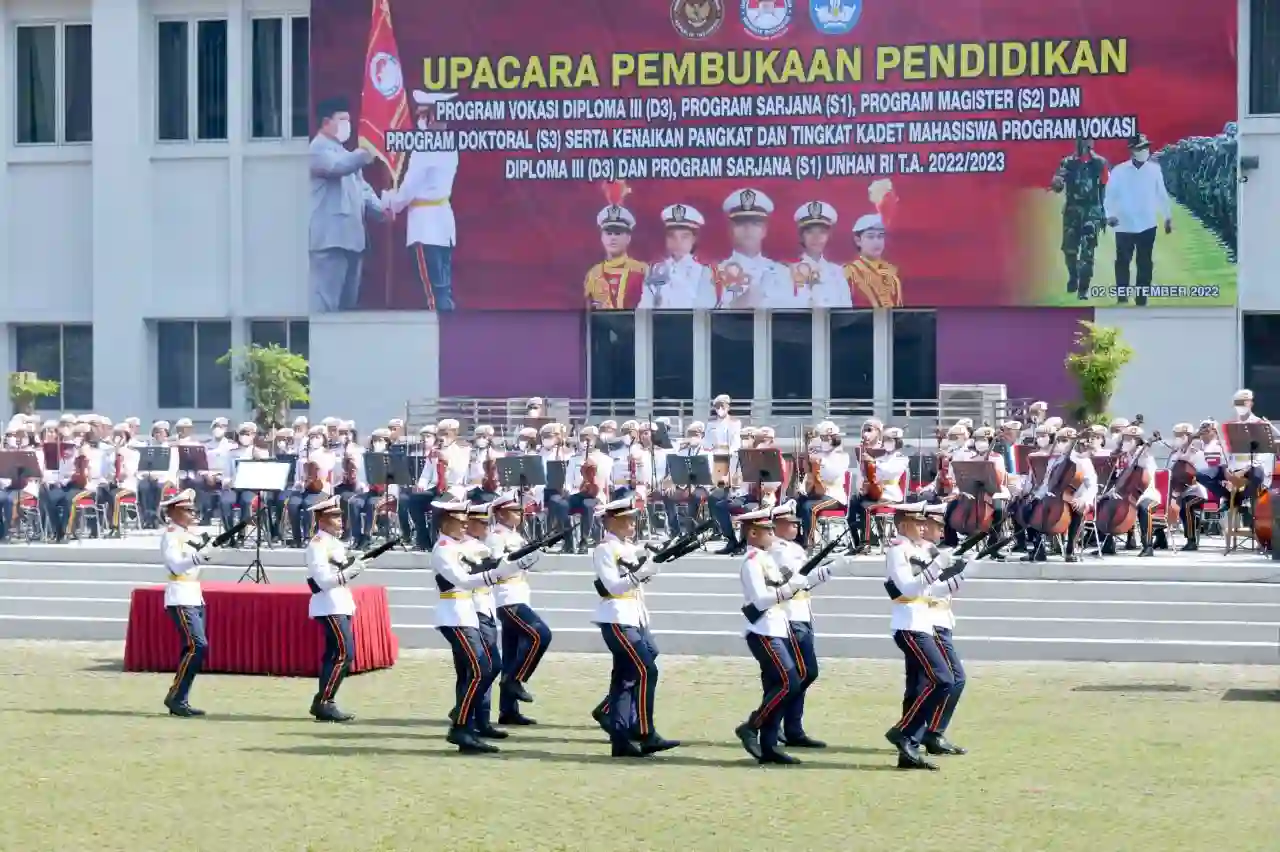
top-left (357, 0), bottom-right (411, 185)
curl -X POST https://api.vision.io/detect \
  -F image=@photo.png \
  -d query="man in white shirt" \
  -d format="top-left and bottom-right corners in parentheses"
top-left (1105, 133), bottom-right (1172, 307)
top-left (389, 90), bottom-right (459, 310)
top-left (159, 489), bottom-right (220, 717)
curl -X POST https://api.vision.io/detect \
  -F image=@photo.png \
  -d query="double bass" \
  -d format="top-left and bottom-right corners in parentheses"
top-left (1094, 434), bottom-right (1158, 536)
top-left (1028, 438), bottom-right (1084, 536)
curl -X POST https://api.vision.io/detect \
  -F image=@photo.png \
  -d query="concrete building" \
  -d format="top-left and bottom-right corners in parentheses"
top-left (0, 0), bottom-right (1267, 430)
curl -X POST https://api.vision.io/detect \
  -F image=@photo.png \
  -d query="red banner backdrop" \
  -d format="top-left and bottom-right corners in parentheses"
top-left (310, 0), bottom-right (1237, 312)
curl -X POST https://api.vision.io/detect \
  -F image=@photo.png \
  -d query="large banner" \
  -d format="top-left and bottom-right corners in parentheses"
top-left (309, 0), bottom-right (1238, 312)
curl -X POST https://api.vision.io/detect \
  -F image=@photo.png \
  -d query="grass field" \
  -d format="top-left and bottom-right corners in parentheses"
top-left (2, 643), bottom-right (1278, 852)
top-left (1019, 190), bottom-right (1236, 307)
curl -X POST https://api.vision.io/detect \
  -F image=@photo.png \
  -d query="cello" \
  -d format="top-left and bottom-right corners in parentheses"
top-left (949, 430), bottom-right (1001, 536)
top-left (1028, 436), bottom-right (1084, 536)
top-left (1094, 433), bottom-right (1158, 537)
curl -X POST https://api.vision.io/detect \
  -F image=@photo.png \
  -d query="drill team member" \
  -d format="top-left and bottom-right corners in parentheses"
top-left (487, 492), bottom-right (552, 726)
top-left (305, 495), bottom-right (365, 723)
top-left (459, 500), bottom-right (506, 739)
top-left (431, 497), bottom-right (528, 753)
top-left (160, 489), bottom-right (219, 717)
top-left (917, 504), bottom-right (968, 757)
top-left (591, 495), bottom-right (680, 758)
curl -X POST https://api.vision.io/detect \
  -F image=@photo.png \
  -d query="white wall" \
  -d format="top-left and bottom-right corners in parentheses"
top-left (1101, 307), bottom-right (1238, 428)
top-left (307, 313), bottom-right (440, 430)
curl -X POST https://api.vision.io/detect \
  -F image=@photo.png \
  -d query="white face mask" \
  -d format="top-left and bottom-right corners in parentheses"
top-left (335, 118), bottom-right (352, 143)
top-left (309, 437), bottom-right (323, 450)
top-left (714, 407), bottom-right (728, 418)
top-left (1178, 436), bottom-right (1190, 448)
top-left (423, 435), bottom-right (437, 448)
top-left (518, 440), bottom-right (530, 451)
top-left (622, 435), bottom-right (633, 446)
top-left (882, 440), bottom-right (895, 452)
top-left (276, 440), bottom-right (289, 452)
top-left (1133, 149), bottom-right (1150, 163)
top-left (600, 431), bottom-right (616, 442)
top-left (474, 438), bottom-right (489, 449)
top-left (1235, 405), bottom-right (1249, 417)
top-left (1056, 440), bottom-right (1070, 451)
top-left (1122, 439), bottom-right (1136, 453)
top-left (212, 427), bottom-right (226, 440)
top-left (3, 436), bottom-right (15, 448)
top-left (372, 440), bottom-right (386, 452)
top-left (238, 434), bottom-right (252, 447)
top-left (821, 439), bottom-right (834, 451)
top-left (542, 438), bottom-right (556, 449)
top-left (974, 440), bottom-right (990, 453)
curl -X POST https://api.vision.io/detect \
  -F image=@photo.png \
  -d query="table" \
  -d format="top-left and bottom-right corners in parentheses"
top-left (124, 582), bottom-right (398, 677)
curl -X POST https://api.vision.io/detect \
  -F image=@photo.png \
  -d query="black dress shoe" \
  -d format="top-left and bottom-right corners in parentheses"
top-left (1181, 542), bottom-right (1199, 552)
top-left (896, 746), bottom-right (939, 771)
top-left (315, 702), bottom-right (354, 723)
top-left (476, 724), bottom-right (509, 739)
top-left (638, 733), bottom-right (680, 754)
top-left (1139, 545), bottom-right (1155, 558)
top-left (884, 726), bottom-right (907, 748)
top-left (502, 679), bottom-right (534, 703)
top-left (447, 725), bottom-right (499, 754)
top-left (591, 705), bottom-right (611, 735)
top-left (759, 749), bottom-right (801, 765)
top-left (498, 711), bottom-right (537, 726)
top-left (167, 703), bottom-right (205, 718)
top-left (309, 696), bottom-right (323, 719)
top-left (1064, 554), bottom-right (1080, 563)
top-left (611, 738), bottom-right (646, 758)
top-left (736, 722), bottom-right (763, 759)
top-left (923, 733), bottom-right (968, 755)
top-left (715, 542), bottom-right (743, 556)
top-left (781, 733), bottom-right (827, 749)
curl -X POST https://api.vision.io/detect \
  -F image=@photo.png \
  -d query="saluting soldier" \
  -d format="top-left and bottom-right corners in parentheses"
top-left (787, 201), bottom-right (853, 309)
top-left (716, 188), bottom-right (787, 309)
top-left (639, 204), bottom-right (715, 309)
top-left (159, 489), bottom-right (219, 717)
top-left (305, 495), bottom-right (365, 722)
top-left (584, 205), bottom-right (648, 310)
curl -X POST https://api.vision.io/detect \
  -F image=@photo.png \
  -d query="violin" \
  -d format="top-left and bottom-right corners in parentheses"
top-left (861, 449), bottom-right (883, 502)
top-left (433, 449), bottom-right (447, 492)
top-left (1094, 433), bottom-right (1157, 537)
top-left (304, 451), bottom-right (325, 494)
top-left (580, 454), bottom-right (600, 498)
top-left (482, 448), bottom-right (499, 493)
top-left (1028, 438), bottom-right (1085, 536)
top-left (342, 453), bottom-right (358, 488)
top-left (808, 444), bottom-right (826, 497)
top-left (70, 445), bottom-right (90, 490)
top-left (933, 426), bottom-right (955, 497)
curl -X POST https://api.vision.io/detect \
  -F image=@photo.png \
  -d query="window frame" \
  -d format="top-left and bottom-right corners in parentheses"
top-left (587, 311), bottom-right (637, 415)
top-left (154, 17), bottom-right (230, 143)
top-left (249, 319), bottom-right (311, 409)
top-left (248, 14), bottom-right (310, 140)
top-left (12, 22), bottom-right (92, 146)
top-left (155, 320), bottom-right (233, 410)
top-left (1250, 0), bottom-right (1280, 116)
top-left (13, 323), bottom-right (93, 410)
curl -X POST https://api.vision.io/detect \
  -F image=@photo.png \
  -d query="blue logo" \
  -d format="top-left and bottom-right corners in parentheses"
top-left (809, 0), bottom-right (861, 34)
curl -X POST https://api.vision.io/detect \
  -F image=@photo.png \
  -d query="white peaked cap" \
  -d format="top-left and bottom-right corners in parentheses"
top-left (723, 188), bottom-right (774, 218)
top-left (735, 506), bottom-right (774, 526)
top-left (661, 203), bottom-right (705, 228)
top-left (489, 490), bottom-right (520, 512)
top-left (431, 497), bottom-right (470, 517)
top-left (770, 500), bottom-right (799, 520)
top-left (595, 495), bottom-right (638, 517)
top-left (596, 205), bottom-right (636, 231)
top-left (413, 90), bottom-right (458, 105)
top-left (852, 213), bottom-right (885, 233)
top-left (794, 201), bottom-right (838, 228)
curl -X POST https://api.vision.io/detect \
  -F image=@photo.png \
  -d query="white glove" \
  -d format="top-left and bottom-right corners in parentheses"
top-left (510, 552), bottom-right (539, 572)
top-left (807, 565), bottom-right (833, 587)
top-left (785, 574), bottom-right (811, 595)
top-left (632, 562), bottom-right (660, 582)
top-left (489, 561), bottom-right (522, 582)
top-left (339, 561), bottom-right (366, 584)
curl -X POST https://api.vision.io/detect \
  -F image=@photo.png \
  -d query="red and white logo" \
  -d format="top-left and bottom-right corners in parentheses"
top-left (741, 0), bottom-right (792, 40)
top-left (369, 52), bottom-right (403, 100)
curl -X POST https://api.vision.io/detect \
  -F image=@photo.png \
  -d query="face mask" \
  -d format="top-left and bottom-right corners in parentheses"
top-left (882, 440), bottom-right (895, 452)
top-left (715, 407), bottom-right (728, 417)
top-left (212, 428), bottom-right (226, 440)
top-left (622, 435), bottom-right (633, 446)
top-left (1235, 405), bottom-right (1249, 417)
top-left (340, 434), bottom-right (350, 445)
top-left (276, 440), bottom-right (288, 452)
top-left (3, 436), bottom-right (15, 448)
top-left (335, 119), bottom-right (352, 143)
top-left (309, 437), bottom-right (323, 450)
top-left (974, 440), bottom-right (990, 453)
top-left (238, 434), bottom-right (252, 447)
top-left (580, 439), bottom-right (592, 450)
top-left (58, 427), bottom-right (71, 438)
top-left (1056, 440), bottom-right (1069, 451)
top-left (474, 438), bottom-right (489, 449)
top-left (518, 440), bottom-right (530, 451)
top-left (821, 439), bottom-right (833, 451)
top-left (600, 431), bottom-right (616, 442)
top-left (1178, 436), bottom-right (1190, 448)
top-left (422, 435), bottom-right (436, 448)
top-left (688, 436), bottom-right (702, 446)
top-left (1032, 413), bottom-right (1045, 423)
top-left (1122, 440), bottom-right (1136, 453)
top-left (372, 440), bottom-right (386, 452)
top-left (1133, 149), bottom-right (1150, 163)
top-left (542, 438), bottom-right (556, 449)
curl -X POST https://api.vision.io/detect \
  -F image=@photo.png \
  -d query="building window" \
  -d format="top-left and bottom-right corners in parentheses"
top-left (589, 313), bottom-right (635, 415)
top-left (14, 325), bottom-right (94, 410)
top-left (770, 313), bottom-right (812, 416)
top-left (157, 321), bottom-right (232, 409)
top-left (249, 320), bottom-right (310, 409)
top-left (250, 16), bottom-right (310, 139)
top-left (1251, 0), bottom-right (1280, 115)
top-left (828, 312), bottom-right (874, 413)
top-left (710, 313), bottom-right (754, 410)
top-left (1243, 314), bottom-right (1280, 415)
top-left (891, 310), bottom-right (938, 411)
top-left (652, 312), bottom-right (693, 416)
top-left (156, 19), bottom-right (228, 141)
top-left (14, 24), bottom-right (91, 145)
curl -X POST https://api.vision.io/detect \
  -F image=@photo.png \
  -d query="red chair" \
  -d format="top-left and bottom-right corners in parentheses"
top-left (867, 472), bottom-right (909, 551)
top-left (16, 493), bottom-right (45, 540)
top-left (814, 471), bottom-right (853, 546)
top-left (68, 490), bottom-right (102, 539)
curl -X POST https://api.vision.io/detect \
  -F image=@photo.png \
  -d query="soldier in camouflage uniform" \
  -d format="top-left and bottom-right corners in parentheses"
top-left (1156, 122), bottom-right (1238, 262)
top-left (1051, 134), bottom-right (1109, 300)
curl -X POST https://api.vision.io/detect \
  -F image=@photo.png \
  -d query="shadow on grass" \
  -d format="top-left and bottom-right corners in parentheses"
top-left (284, 728), bottom-right (890, 756)
top-left (82, 659), bottom-right (125, 673)
top-left (21, 708), bottom-right (599, 732)
top-left (247, 743), bottom-right (902, 771)
top-left (1071, 683), bottom-right (1192, 694)
top-left (1221, 688), bottom-right (1280, 703)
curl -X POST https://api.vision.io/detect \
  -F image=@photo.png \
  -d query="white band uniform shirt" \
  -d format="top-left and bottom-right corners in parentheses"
top-left (884, 537), bottom-right (946, 634)
top-left (591, 532), bottom-right (651, 628)
top-left (161, 523), bottom-right (207, 608)
top-left (305, 528), bottom-right (356, 618)
top-left (770, 538), bottom-right (814, 623)
top-left (431, 533), bottom-right (490, 629)
top-left (866, 451), bottom-right (910, 504)
top-left (817, 448), bottom-right (852, 505)
top-left (637, 254), bottom-right (715, 310)
top-left (739, 547), bottom-right (794, 639)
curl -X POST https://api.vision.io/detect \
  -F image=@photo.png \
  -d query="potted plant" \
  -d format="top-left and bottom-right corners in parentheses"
top-left (217, 345), bottom-right (310, 431)
top-left (1064, 320), bottom-right (1134, 426)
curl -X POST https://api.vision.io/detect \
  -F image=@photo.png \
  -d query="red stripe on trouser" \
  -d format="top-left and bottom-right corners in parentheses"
top-left (452, 628), bottom-right (483, 723)
top-left (611, 624), bottom-right (650, 736)
top-left (896, 633), bottom-right (937, 729)
top-left (1182, 496), bottom-right (1202, 542)
top-left (788, 629), bottom-right (807, 681)
top-left (752, 635), bottom-right (791, 726)
top-left (929, 635), bottom-right (956, 731)
top-left (413, 245), bottom-right (438, 311)
top-left (321, 616), bottom-right (347, 700)
top-left (167, 609), bottom-right (195, 701)
top-left (505, 607), bottom-right (544, 683)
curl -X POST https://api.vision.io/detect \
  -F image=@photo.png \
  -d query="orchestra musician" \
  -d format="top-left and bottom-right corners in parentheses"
top-left (631, 421), bottom-right (660, 505)
top-left (1107, 425), bottom-right (1163, 557)
top-left (567, 425), bottom-right (612, 552)
top-left (100, 423), bottom-right (140, 537)
top-left (0, 419), bottom-right (31, 543)
top-left (1011, 422), bottom-right (1053, 556)
top-left (289, 416), bottom-right (309, 454)
top-left (136, 420), bottom-right (176, 529)
top-left (465, 424), bottom-right (503, 503)
top-left (659, 422), bottom-right (714, 540)
top-left (218, 423), bottom-right (264, 543)
top-left (198, 417), bottom-right (234, 526)
top-left (487, 492), bottom-right (552, 727)
top-left (795, 422), bottom-right (851, 549)
top-left (1105, 418), bottom-right (1130, 452)
top-left (849, 425), bottom-right (911, 552)
top-left (1214, 389), bottom-right (1279, 523)
top-left (332, 435), bottom-right (366, 541)
top-left (347, 428), bottom-right (388, 551)
top-left (590, 495), bottom-right (680, 758)
top-left (286, 425), bottom-right (334, 548)
top-left (541, 423), bottom-right (576, 543)
top-left (430, 497), bottom-right (526, 754)
top-left (1166, 422), bottom-right (1210, 552)
top-left (996, 420), bottom-right (1021, 474)
top-left (45, 423), bottom-right (102, 541)
top-left (1023, 427), bottom-right (1098, 564)
top-left (159, 488), bottom-right (220, 717)
top-left (305, 495), bottom-right (364, 723)
top-left (608, 420), bottom-right (640, 498)
top-left (460, 500), bottom-right (507, 741)
top-left (708, 394), bottom-right (743, 460)
top-left (396, 424), bottom-right (441, 551)
top-left (942, 425), bottom-right (1010, 560)
top-left (710, 426), bottom-right (783, 556)
top-left (918, 423), bottom-right (970, 546)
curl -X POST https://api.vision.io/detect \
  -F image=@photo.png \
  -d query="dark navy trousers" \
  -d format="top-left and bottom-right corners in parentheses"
top-left (316, 614), bottom-right (355, 703)
top-left (894, 629), bottom-right (955, 745)
top-left (166, 605), bottom-right (208, 707)
top-left (783, 621), bottom-right (820, 740)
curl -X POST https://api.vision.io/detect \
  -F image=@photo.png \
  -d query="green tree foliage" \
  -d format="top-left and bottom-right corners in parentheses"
top-left (7, 371), bottom-right (60, 415)
top-left (217, 345), bottom-right (310, 431)
top-left (1064, 321), bottom-right (1134, 425)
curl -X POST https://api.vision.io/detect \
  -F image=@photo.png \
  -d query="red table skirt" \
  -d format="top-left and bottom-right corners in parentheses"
top-left (124, 582), bottom-right (398, 677)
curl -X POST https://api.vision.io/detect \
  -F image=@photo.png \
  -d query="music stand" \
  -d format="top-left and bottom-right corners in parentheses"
top-left (177, 446), bottom-right (211, 489)
top-left (364, 452), bottom-right (409, 549)
top-left (498, 456), bottom-right (545, 491)
top-left (740, 448), bottom-right (783, 505)
top-left (231, 460), bottom-right (290, 584)
top-left (137, 447), bottom-right (173, 527)
top-left (666, 454), bottom-right (711, 491)
top-left (546, 459), bottom-right (569, 493)
top-left (952, 460), bottom-right (998, 501)
top-left (1222, 422), bottom-right (1276, 554)
top-left (712, 453), bottom-right (732, 487)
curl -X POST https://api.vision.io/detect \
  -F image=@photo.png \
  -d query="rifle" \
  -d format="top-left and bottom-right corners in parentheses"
top-left (188, 516), bottom-right (253, 552)
top-left (307, 537), bottom-right (405, 593)
top-left (741, 529), bottom-right (849, 624)
top-left (649, 519), bottom-right (717, 563)
top-left (463, 521), bottom-right (581, 574)
top-left (594, 553), bottom-right (649, 598)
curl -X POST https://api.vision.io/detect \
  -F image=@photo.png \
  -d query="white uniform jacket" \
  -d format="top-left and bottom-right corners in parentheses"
top-left (486, 526), bottom-right (532, 608)
top-left (741, 546), bottom-right (793, 638)
top-left (885, 537), bottom-right (944, 634)
top-left (161, 524), bottom-right (207, 608)
top-left (391, 148), bottom-right (458, 248)
top-left (430, 534), bottom-right (491, 628)
top-left (770, 538), bottom-right (828, 623)
top-left (637, 254), bottom-right (715, 310)
top-left (591, 533), bottom-right (649, 627)
top-left (815, 449), bottom-right (851, 505)
top-left (922, 545), bottom-right (965, 631)
top-left (306, 530), bottom-right (356, 618)
top-left (1112, 451), bottom-right (1161, 505)
top-left (461, 537), bottom-right (497, 618)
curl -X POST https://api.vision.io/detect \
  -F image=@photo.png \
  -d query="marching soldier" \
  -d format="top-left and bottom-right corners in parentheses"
top-left (1051, 132), bottom-right (1109, 300)
top-left (788, 201), bottom-right (853, 309)
top-left (770, 501), bottom-right (833, 749)
top-left (916, 504), bottom-right (968, 757)
top-left (882, 503), bottom-right (962, 770)
top-left (591, 495), bottom-right (680, 757)
top-left (305, 495), bottom-right (365, 722)
top-left (717, 188), bottom-right (787, 309)
top-left (430, 497), bottom-right (527, 753)
top-left (639, 204), bottom-right (714, 309)
top-left (486, 492), bottom-right (552, 726)
top-left (585, 205), bottom-right (648, 310)
top-left (844, 213), bottom-right (903, 307)
top-left (1167, 422), bottom-right (1209, 551)
top-left (458, 500), bottom-right (506, 740)
top-left (159, 489), bottom-right (219, 717)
